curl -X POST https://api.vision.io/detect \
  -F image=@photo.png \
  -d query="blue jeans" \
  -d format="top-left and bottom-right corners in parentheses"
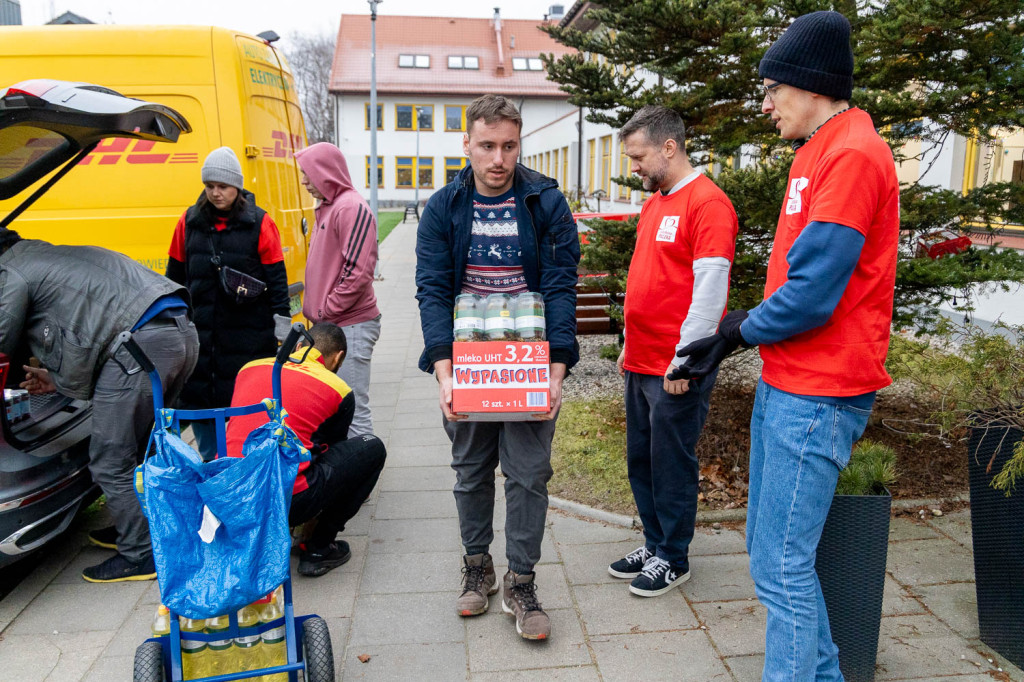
top-left (747, 379), bottom-right (872, 682)
top-left (625, 369), bottom-right (717, 568)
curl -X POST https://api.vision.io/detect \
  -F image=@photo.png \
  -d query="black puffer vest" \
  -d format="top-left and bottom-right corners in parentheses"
top-left (180, 189), bottom-right (276, 409)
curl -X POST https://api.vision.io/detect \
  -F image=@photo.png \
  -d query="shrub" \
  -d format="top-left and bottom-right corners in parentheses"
top-left (837, 440), bottom-right (898, 496)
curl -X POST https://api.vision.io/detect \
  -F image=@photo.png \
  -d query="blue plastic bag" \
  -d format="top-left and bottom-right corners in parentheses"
top-left (136, 402), bottom-right (310, 619)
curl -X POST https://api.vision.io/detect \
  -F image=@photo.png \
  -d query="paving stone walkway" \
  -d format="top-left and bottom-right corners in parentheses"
top-left (0, 220), bottom-right (1021, 681)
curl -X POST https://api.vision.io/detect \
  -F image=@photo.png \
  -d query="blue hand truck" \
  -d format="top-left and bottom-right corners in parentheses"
top-left (122, 323), bottom-right (335, 682)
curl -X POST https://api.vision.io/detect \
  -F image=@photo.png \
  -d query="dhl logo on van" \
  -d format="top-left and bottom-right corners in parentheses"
top-left (263, 131), bottom-right (305, 160)
top-left (77, 139), bottom-right (198, 166)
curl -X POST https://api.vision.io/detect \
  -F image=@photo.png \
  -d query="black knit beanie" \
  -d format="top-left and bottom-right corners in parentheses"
top-left (759, 11), bottom-right (854, 101)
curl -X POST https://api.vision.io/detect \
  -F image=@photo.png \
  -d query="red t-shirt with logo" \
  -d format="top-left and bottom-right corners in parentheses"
top-left (759, 108), bottom-right (900, 395)
top-left (623, 174), bottom-right (738, 375)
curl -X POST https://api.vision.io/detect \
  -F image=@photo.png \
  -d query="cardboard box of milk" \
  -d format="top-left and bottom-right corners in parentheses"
top-left (452, 341), bottom-right (551, 421)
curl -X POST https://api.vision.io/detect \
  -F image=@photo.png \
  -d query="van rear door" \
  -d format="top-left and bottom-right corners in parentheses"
top-left (233, 35), bottom-right (313, 317)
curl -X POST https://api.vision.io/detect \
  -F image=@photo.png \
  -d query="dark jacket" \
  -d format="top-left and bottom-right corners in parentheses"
top-left (415, 163), bottom-right (580, 372)
top-left (0, 240), bottom-right (187, 400)
top-left (166, 189), bottom-right (289, 409)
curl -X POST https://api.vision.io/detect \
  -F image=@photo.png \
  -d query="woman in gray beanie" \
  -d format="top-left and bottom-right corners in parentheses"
top-left (165, 146), bottom-right (292, 459)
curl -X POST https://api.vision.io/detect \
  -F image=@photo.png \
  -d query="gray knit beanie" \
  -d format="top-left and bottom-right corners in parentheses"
top-left (759, 11), bottom-right (854, 101)
top-left (201, 146), bottom-right (244, 189)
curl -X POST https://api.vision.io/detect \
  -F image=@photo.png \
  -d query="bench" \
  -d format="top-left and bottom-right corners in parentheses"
top-left (403, 203), bottom-right (420, 222)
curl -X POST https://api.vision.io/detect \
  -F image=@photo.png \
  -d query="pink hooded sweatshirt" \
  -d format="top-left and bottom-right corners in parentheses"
top-left (295, 143), bottom-right (379, 327)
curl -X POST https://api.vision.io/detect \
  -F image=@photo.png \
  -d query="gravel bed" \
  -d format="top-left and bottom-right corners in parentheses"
top-left (563, 336), bottom-right (919, 401)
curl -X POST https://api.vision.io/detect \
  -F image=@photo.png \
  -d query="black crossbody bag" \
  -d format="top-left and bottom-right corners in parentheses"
top-left (206, 230), bottom-right (267, 303)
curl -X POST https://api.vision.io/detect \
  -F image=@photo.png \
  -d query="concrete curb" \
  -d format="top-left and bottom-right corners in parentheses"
top-left (549, 494), bottom-right (970, 529)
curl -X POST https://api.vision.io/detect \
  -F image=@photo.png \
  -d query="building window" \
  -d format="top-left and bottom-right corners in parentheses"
top-left (601, 135), bottom-right (612, 196)
top-left (447, 56), bottom-right (479, 70)
top-left (562, 145), bottom-right (569, 189)
top-left (396, 157), bottom-right (414, 187)
top-left (365, 155), bottom-right (383, 188)
top-left (512, 57), bottom-right (545, 71)
top-left (364, 103), bottom-right (383, 131)
top-left (552, 148), bottom-right (559, 184)
top-left (396, 156), bottom-right (433, 188)
top-left (445, 105), bottom-right (466, 132)
top-left (545, 151), bottom-right (551, 178)
top-left (395, 104), bottom-right (433, 131)
top-left (399, 54), bottom-right (430, 68)
top-left (618, 140), bottom-right (631, 200)
top-left (417, 157), bottom-right (434, 188)
top-left (587, 139), bottom-right (596, 193)
top-left (445, 157), bottom-right (467, 184)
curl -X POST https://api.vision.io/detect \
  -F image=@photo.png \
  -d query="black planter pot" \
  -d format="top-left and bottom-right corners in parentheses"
top-left (967, 423), bottom-right (1024, 670)
top-left (816, 490), bottom-right (892, 682)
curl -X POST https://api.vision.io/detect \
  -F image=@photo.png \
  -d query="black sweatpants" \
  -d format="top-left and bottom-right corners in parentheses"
top-left (288, 434), bottom-right (387, 548)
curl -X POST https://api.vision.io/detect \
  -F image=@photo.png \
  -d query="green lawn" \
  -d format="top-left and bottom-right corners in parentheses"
top-left (378, 210), bottom-right (403, 243)
top-left (550, 397), bottom-right (636, 515)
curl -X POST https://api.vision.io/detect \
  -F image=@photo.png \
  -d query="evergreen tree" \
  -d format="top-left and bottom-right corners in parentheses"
top-left (544, 0), bottom-right (1024, 329)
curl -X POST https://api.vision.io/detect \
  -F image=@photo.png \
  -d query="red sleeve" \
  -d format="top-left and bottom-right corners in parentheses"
top-left (258, 213), bottom-right (285, 265)
top-left (807, 148), bottom-right (882, 237)
top-left (691, 197), bottom-right (739, 261)
top-left (168, 213), bottom-right (187, 261)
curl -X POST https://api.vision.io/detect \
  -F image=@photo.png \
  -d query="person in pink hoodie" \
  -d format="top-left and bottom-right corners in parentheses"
top-left (295, 142), bottom-right (381, 437)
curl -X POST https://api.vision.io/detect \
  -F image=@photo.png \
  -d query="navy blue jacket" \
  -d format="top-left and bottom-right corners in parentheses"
top-left (416, 163), bottom-right (580, 372)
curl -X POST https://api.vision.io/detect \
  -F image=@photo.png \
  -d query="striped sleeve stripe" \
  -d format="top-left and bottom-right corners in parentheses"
top-left (339, 205), bottom-right (374, 282)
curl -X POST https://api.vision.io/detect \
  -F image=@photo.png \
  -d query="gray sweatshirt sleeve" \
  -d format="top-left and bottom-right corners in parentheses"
top-left (671, 256), bottom-right (731, 369)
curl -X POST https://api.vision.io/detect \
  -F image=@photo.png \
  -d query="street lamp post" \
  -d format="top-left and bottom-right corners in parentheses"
top-left (368, 0), bottom-right (382, 223)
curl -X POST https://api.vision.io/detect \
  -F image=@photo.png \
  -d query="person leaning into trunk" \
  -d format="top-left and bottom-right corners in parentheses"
top-left (608, 105), bottom-right (738, 598)
top-left (0, 228), bottom-right (199, 582)
top-left (672, 11), bottom-right (900, 680)
top-left (415, 94), bottom-right (580, 641)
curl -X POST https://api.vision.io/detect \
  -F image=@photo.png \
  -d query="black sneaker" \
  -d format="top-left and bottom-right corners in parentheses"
top-left (87, 526), bottom-right (118, 550)
top-left (608, 545), bottom-right (654, 579)
top-left (82, 553), bottom-right (157, 583)
top-left (298, 540), bottom-right (351, 577)
top-left (628, 556), bottom-right (690, 597)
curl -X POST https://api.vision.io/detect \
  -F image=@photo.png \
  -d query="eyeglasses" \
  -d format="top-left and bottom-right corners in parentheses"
top-left (762, 82), bottom-right (783, 103)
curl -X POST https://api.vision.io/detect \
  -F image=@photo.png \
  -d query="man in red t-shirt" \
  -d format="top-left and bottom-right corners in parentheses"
top-left (607, 106), bottom-right (738, 598)
top-left (674, 12), bottom-right (900, 679)
top-left (226, 323), bottom-right (386, 577)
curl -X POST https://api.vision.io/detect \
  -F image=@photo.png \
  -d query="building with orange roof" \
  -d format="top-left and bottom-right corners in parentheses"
top-left (330, 7), bottom-right (583, 206)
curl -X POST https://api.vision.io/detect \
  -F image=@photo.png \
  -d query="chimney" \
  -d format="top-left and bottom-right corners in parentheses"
top-left (494, 7), bottom-right (505, 73)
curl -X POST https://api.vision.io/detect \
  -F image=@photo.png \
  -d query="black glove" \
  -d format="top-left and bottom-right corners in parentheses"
top-left (666, 310), bottom-right (751, 380)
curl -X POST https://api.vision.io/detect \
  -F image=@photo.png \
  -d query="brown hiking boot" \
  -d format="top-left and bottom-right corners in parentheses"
top-left (501, 570), bottom-right (550, 640)
top-left (456, 553), bottom-right (498, 616)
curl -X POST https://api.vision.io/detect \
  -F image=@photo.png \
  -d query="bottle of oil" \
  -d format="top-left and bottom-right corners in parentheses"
top-left (151, 604), bottom-right (170, 637)
top-left (233, 603), bottom-right (262, 674)
top-left (179, 616), bottom-right (209, 680)
top-left (205, 614), bottom-right (233, 676)
top-left (258, 590), bottom-right (287, 681)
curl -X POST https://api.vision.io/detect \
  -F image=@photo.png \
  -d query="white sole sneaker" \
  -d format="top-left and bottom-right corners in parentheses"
top-left (628, 571), bottom-right (691, 597)
top-left (608, 566), bottom-right (642, 579)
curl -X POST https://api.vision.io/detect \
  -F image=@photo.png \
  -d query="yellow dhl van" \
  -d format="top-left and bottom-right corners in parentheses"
top-left (0, 24), bottom-right (314, 315)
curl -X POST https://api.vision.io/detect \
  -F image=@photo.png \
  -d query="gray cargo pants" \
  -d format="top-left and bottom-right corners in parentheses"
top-left (337, 315), bottom-right (381, 438)
top-left (89, 315), bottom-right (199, 563)
top-left (443, 417), bottom-right (557, 574)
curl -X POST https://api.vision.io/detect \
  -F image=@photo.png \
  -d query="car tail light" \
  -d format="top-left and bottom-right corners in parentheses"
top-left (1, 79), bottom-right (59, 100)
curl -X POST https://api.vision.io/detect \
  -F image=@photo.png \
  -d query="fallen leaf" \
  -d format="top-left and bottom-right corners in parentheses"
top-left (358, 654), bottom-right (371, 663)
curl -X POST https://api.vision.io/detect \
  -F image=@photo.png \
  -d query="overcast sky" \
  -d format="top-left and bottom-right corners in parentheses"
top-left (18, 0), bottom-right (570, 41)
